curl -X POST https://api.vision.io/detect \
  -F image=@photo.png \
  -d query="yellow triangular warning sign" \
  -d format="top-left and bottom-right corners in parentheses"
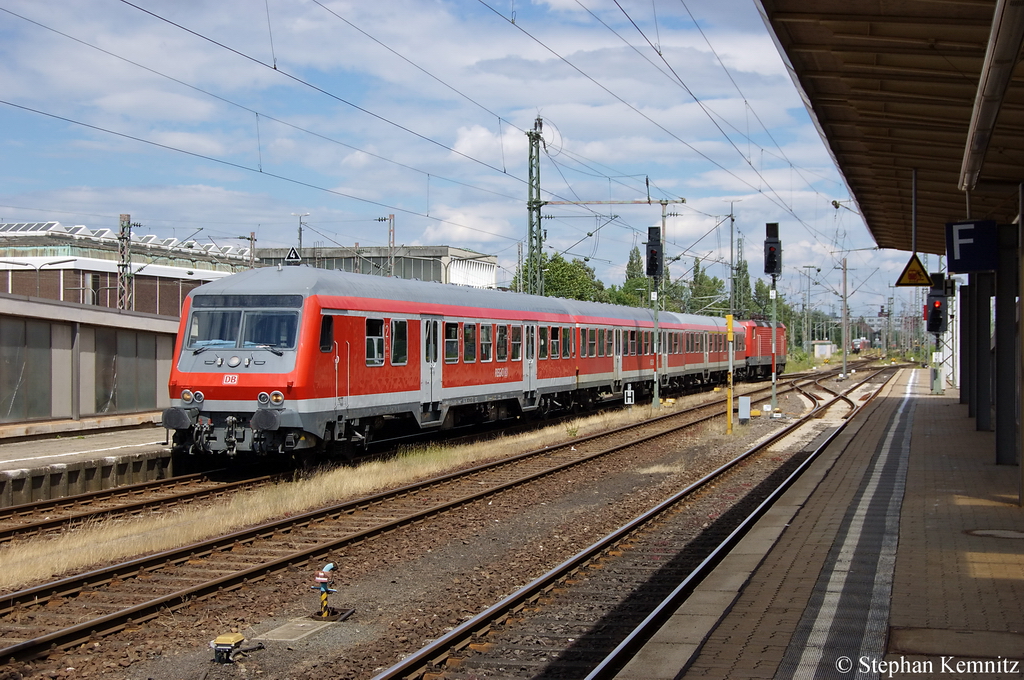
top-left (895, 253), bottom-right (930, 286)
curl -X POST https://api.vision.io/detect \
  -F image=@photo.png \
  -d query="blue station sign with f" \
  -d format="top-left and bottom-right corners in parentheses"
top-left (946, 220), bottom-right (998, 273)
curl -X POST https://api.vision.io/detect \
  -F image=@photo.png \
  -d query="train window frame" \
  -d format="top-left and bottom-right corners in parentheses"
top-left (480, 324), bottom-right (493, 362)
top-left (391, 319), bottom-right (408, 366)
top-left (463, 323), bottom-right (477, 363)
top-left (425, 319), bottom-right (438, 364)
top-left (588, 328), bottom-right (597, 357)
top-left (319, 315), bottom-right (333, 353)
top-left (366, 318), bottom-right (385, 367)
top-left (511, 325), bottom-right (522, 361)
top-left (496, 325), bottom-right (508, 361)
top-left (524, 325), bottom-right (533, 361)
top-left (614, 328), bottom-right (621, 356)
top-left (444, 322), bottom-right (459, 364)
top-left (629, 330), bottom-right (637, 356)
top-left (539, 326), bottom-right (548, 359)
top-left (550, 327), bottom-right (560, 359)
top-left (597, 328), bottom-right (605, 357)
top-left (563, 326), bottom-right (572, 359)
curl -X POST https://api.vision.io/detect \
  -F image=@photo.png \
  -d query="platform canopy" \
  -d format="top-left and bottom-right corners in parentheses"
top-left (759, 0), bottom-right (1024, 255)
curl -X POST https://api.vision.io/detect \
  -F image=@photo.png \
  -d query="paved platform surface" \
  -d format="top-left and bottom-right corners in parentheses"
top-left (617, 368), bottom-right (1024, 679)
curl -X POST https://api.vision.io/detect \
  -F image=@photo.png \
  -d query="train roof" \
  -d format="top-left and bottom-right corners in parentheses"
top-left (188, 265), bottom-right (753, 329)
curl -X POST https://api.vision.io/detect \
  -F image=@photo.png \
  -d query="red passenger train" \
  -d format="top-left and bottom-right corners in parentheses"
top-left (162, 265), bottom-right (786, 458)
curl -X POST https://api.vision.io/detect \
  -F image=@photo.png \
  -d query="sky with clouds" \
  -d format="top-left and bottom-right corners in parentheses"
top-left (0, 0), bottom-right (928, 321)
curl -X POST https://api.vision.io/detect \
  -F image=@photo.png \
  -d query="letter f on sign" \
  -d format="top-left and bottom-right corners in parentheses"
top-left (953, 224), bottom-right (974, 261)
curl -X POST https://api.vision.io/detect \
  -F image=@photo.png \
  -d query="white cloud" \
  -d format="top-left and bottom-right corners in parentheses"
top-left (0, 0), bottom-right (898, 304)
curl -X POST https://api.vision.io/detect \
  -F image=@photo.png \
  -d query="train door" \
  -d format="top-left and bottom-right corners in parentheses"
top-left (613, 328), bottom-right (622, 385)
top-left (524, 323), bottom-right (537, 394)
top-left (421, 317), bottom-right (442, 404)
top-left (702, 331), bottom-right (710, 381)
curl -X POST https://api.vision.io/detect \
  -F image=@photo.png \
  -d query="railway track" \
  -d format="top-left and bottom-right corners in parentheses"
top-left (0, 363), bottom-right (877, 545)
top-left (370, 366), bottom-right (898, 680)
top-left (0, 471), bottom-right (280, 543)
top-left (0, 366), bottom-right (873, 664)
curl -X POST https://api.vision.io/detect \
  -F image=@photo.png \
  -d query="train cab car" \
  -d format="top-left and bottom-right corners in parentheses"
top-left (162, 265), bottom-right (786, 462)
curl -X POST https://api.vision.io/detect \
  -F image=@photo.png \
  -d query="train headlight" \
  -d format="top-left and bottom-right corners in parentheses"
top-left (181, 389), bottom-right (194, 403)
top-left (193, 391), bottom-right (205, 403)
top-left (269, 390), bottom-right (285, 406)
top-left (257, 392), bottom-right (271, 405)
top-left (228, 356), bottom-right (241, 368)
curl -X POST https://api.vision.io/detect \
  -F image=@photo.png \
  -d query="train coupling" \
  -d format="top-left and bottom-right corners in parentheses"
top-left (210, 632), bottom-right (265, 663)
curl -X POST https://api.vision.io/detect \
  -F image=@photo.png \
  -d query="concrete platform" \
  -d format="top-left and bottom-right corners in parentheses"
top-left (0, 413), bottom-right (171, 507)
top-left (617, 368), bottom-right (1024, 679)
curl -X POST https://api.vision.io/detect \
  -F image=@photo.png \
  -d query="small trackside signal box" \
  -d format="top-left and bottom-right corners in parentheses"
top-left (764, 223), bottom-right (782, 275)
top-left (646, 226), bottom-right (663, 278)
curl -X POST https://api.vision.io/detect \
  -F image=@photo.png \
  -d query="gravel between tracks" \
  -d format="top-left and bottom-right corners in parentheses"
top-left (5, 392), bottom-right (808, 680)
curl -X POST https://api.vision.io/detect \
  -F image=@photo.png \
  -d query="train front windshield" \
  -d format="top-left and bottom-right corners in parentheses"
top-left (186, 294), bottom-right (303, 351)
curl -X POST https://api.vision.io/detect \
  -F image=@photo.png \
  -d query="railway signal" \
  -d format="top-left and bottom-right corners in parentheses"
top-left (926, 292), bottom-right (948, 333)
top-left (764, 223), bottom-right (782, 275)
top-left (645, 226), bottom-right (663, 278)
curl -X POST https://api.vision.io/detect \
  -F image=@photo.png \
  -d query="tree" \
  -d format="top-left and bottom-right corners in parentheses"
top-left (733, 259), bottom-right (753, 318)
top-left (512, 252), bottom-right (608, 302)
top-left (624, 246), bottom-right (644, 281)
top-left (687, 258), bottom-right (727, 315)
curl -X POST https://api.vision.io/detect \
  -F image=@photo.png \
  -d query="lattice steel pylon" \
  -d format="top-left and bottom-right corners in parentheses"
top-left (526, 117), bottom-right (545, 296)
top-left (117, 214), bottom-right (133, 310)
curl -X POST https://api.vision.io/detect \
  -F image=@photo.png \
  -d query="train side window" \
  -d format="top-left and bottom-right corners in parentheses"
top-left (589, 328), bottom-right (597, 357)
top-left (597, 329), bottom-right (605, 357)
top-left (563, 327), bottom-right (572, 358)
top-left (391, 319), bottom-right (408, 365)
top-left (444, 322), bottom-right (459, 363)
top-left (539, 326), bottom-right (548, 359)
top-left (464, 323), bottom-right (477, 363)
top-left (629, 330), bottom-right (637, 355)
top-left (524, 325), bottom-right (532, 360)
top-left (550, 327), bottom-right (560, 359)
top-left (614, 329), bottom-right (621, 356)
top-left (319, 315), bottom-right (333, 353)
top-left (425, 320), bottom-right (438, 364)
top-left (480, 324), bottom-right (493, 362)
top-left (496, 325), bottom-right (508, 361)
top-left (366, 318), bottom-right (384, 366)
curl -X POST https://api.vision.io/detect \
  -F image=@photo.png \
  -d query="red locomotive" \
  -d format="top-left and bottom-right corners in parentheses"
top-left (162, 265), bottom-right (786, 459)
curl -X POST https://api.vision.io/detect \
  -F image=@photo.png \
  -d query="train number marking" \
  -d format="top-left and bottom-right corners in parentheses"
top-left (223, 374), bottom-right (239, 384)
top-left (494, 367), bottom-right (509, 379)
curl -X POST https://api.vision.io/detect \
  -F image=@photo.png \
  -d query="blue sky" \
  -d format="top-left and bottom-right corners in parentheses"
top-left (0, 0), bottom-right (926, 321)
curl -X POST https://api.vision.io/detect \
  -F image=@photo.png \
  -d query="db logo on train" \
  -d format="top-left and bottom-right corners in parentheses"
top-left (223, 374), bottom-right (239, 384)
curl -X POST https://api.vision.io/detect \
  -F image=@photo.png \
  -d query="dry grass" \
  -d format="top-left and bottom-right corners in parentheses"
top-left (0, 399), bottom-right (699, 593)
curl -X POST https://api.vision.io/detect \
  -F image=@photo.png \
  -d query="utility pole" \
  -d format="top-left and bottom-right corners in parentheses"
top-left (526, 117), bottom-right (544, 296)
top-left (292, 212), bottom-right (309, 260)
top-left (764, 223), bottom-right (782, 412)
top-left (236, 232), bottom-right (257, 268)
top-left (842, 257), bottom-right (848, 378)
top-left (376, 215), bottom-right (396, 276)
top-left (727, 201), bottom-right (739, 316)
top-left (801, 265), bottom-right (818, 353)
